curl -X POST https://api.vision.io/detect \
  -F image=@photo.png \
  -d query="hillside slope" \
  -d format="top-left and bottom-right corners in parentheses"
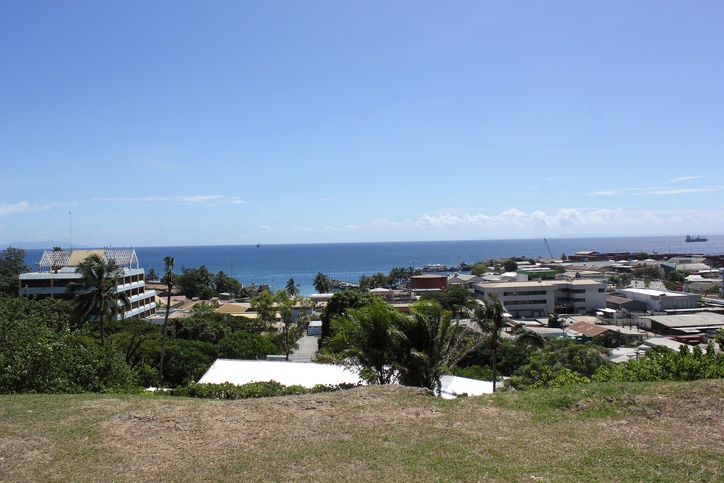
top-left (1, 380), bottom-right (722, 481)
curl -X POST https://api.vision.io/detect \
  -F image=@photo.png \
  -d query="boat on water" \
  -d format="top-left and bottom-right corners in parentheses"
top-left (685, 235), bottom-right (707, 243)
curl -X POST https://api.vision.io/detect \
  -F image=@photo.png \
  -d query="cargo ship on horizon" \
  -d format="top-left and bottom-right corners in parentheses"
top-left (685, 235), bottom-right (708, 242)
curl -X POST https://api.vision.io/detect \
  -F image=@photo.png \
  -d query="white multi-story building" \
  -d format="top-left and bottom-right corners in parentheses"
top-left (472, 279), bottom-right (607, 318)
top-left (19, 248), bottom-right (157, 320)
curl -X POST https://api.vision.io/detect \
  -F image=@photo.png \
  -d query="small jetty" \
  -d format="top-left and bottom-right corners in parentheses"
top-left (421, 262), bottom-right (471, 273)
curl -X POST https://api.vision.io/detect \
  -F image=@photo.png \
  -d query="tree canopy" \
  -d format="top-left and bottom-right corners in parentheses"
top-left (0, 246), bottom-right (29, 296)
top-left (321, 299), bottom-right (479, 393)
top-left (67, 253), bottom-right (130, 347)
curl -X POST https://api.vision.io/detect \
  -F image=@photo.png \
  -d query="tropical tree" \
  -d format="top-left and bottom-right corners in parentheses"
top-left (0, 246), bottom-right (29, 296)
top-left (511, 338), bottom-right (611, 389)
top-left (313, 272), bottom-right (331, 293)
top-left (421, 284), bottom-right (474, 317)
top-left (358, 272), bottom-right (388, 291)
top-left (177, 265), bottom-right (214, 299)
top-left (213, 270), bottom-right (242, 297)
top-left (387, 267), bottom-right (409, 286)
top-left (397, 300), bottom-right (480, 393)
top-left (322, 299), bottom-right (407, 384)
top-left (470, 262), bottom-right (487, 277)
top-left (285, 277), bottom-right (300, 297)
top-left (251, 289), bottom-right (277, 331)
top-left (321, 289), bottom-right (383, 338)
top-left (67, 253), bottom-right (130, 347)
top-left (158, 256), bottom-right (175, 387)
top-left (473, 293), bottom-right (508, 392)
top-left (0, 296), bottom-right (139, 393)
top-left (273, 290), bottom-right (303, 360)
top-left (503, 259), bottom-right (519, 273)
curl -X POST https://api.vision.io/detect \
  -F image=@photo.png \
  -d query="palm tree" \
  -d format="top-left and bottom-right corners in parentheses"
top-left (158, 256), bottom-right (175, 388)
top-left (474, 293), bottom-right (507, 392)
top-left (285, 277), bottom-right (300, 297)
top-left (68, 253), bottom-right (129, 347)
top-left (322, 299), bottom-right (407, 385)
top-left (313, 272), bottom-right (331, 293)
top-left (398, 300), bottom-right (479, 394)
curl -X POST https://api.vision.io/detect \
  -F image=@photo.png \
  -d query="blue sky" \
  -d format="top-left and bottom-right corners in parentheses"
top-left (2, 1), bottom-right (723, 247)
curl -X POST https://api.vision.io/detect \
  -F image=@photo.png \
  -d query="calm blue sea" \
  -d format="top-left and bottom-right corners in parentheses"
top-left (22, 236), bottom-right (724, 296)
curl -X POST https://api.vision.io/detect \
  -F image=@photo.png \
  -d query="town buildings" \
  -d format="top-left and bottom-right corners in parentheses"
top-left (19, 248), bottom-right (157, 320)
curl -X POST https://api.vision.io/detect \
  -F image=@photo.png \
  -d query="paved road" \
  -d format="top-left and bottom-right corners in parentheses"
top-left (287, 335), bottom-right (319, 362)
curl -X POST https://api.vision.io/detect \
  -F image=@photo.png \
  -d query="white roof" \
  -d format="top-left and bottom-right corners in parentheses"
top-left (439, 375), bottom-right (494, 399)
top-left (197, 359), bottom-right (363, 388)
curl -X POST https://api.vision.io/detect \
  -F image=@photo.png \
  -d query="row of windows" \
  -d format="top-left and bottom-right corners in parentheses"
top-left (504, 299), bottom-right (548, 306)
top-left (503, 290), bottom-right (548, 296)
top-left (500, 295), bottom-right (595, 305)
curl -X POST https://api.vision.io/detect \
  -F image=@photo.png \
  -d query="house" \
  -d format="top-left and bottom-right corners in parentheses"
top-left (19, 248), bottom-right (156, 319)
top-left (565, 321), bottom-right (614, 340)
top-left (215, 302), bottom-right (255, 317)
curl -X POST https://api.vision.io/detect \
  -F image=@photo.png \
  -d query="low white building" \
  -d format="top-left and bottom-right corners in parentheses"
top-left (198, 359), bottom-right (363, 387)
top-left (618, 288), bottom-right (700, 312)
top-left (307, 320), bottom-right (323, 336)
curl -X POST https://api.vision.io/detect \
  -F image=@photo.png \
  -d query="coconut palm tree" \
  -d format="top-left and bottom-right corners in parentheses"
top-left (68, 253), bottom-right (129, 347)
top-left (158, 256), bottom-right (175, 388)
top-left (474, 293), bottom-right (507, 392)
top-left (285, 277), bottom-right (300, 297)
top-left (313, 272), bottom-right (331, 293)
top-left (398, 300), bottom-right (479, 394)
top-left (322, 299), bottom-right (407, 385)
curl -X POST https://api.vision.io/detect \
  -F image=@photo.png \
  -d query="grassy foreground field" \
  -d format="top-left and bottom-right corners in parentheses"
top-left (1, 380), bottom-right (722, 482)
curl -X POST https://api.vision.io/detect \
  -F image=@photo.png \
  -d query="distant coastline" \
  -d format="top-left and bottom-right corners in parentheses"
top-left (19, 235), bottom-right (724, 297)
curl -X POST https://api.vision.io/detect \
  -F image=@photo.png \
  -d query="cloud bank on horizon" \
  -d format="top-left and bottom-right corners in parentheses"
top-left (1, 2), bottom-right (722, 247)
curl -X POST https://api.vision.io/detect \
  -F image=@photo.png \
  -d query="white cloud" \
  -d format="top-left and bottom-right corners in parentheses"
top-left (590, 183), bottom-right (723, 197)
top-left (413, 207), bottom-right (724, 235)
top-left (0, 201), bottom-right (50, 216)
top-left (668, 176), bottom-right (701, 184)
top-left (91, 195), bottom-right (245, 205)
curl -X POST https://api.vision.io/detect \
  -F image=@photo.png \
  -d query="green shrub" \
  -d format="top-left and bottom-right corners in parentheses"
top-left (173, 381), bottom-right (358, 400)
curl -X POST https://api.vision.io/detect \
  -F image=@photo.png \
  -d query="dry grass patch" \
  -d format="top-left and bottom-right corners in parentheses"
top-left (1, 381), bottom-right (722, 482)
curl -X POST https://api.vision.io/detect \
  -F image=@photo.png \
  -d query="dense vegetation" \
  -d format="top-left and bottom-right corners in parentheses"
top-left (2, 246), bottom-right (724, 398)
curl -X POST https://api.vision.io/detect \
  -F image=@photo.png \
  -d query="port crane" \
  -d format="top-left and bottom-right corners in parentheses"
top-left (544, 238), bottom-right (554, 259)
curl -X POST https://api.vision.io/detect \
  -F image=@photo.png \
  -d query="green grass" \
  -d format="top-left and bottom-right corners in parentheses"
top-left (1, 381), bottom-right (722, 482)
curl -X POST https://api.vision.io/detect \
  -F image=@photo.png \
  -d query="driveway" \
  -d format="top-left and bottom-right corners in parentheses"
top-left (287, 335), bottom-right (319, 362)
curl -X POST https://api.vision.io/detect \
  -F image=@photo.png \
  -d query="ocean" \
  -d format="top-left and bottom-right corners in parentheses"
top-left (22, 236), bottom-right (724, 297)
